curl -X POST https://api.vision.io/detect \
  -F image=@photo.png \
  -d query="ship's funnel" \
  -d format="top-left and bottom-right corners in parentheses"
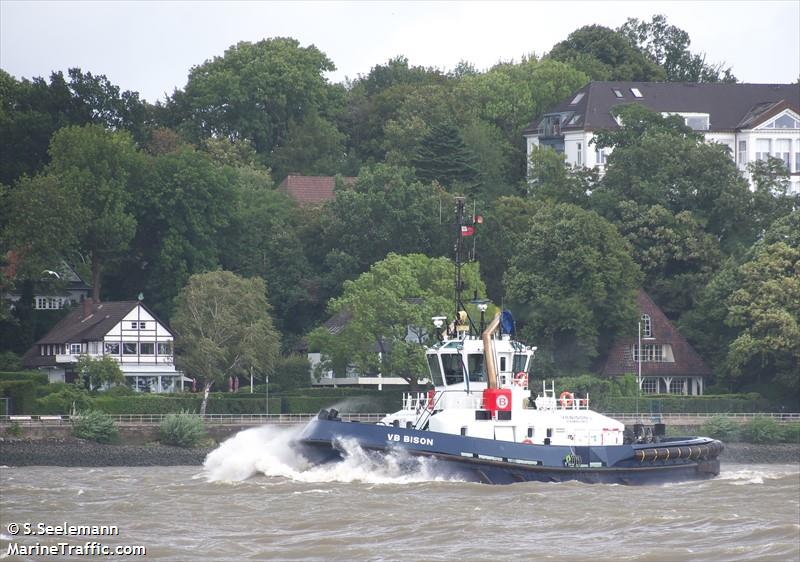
top-left (482, 312), bottom-right (501, 389)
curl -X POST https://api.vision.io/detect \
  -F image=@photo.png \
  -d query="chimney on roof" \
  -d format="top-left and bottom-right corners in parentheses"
top-left (82, 297), bottom-right (93, 318)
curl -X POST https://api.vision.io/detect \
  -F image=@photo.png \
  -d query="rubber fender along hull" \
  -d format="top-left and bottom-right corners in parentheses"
top-left (294, 418), bottom-right (723, 485)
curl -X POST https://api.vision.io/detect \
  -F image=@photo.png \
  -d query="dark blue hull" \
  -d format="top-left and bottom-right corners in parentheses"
top-left (296, 418), bottom-right (723, 485)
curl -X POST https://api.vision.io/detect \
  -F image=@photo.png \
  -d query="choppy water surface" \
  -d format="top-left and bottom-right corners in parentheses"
top-left (2, 426), bottom-right (799, 561)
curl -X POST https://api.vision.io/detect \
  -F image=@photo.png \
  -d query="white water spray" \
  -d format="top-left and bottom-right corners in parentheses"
top-left (202, 425), bottom-right (463, 485)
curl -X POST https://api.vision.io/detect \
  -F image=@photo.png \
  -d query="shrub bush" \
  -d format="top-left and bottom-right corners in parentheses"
top-left (72, 410), bottom-right (119, 443)
top-left (0, 353), bottom-right (24, 371)
top-left (780, 423), bottom-right (800, 444)
top-left (159, 413), bottom-right (207, 448)
top-left (34, 383), bottom-right (91, 414)
top-left (701, 416), bottom-right (740, 441)
top-left (0, 371), bottom-right (49, 384)
top-left (740, 417), bottom-right (783, 444)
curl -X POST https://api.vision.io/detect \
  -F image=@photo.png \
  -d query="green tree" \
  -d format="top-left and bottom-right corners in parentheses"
top-left (547, 25), bottom-right (665, 81)
top-left (171, 271), bottom-right (280, 415)
top-left (0, 68), bottom-right (149, 186)
top-left (317, 165), bottom-right (453, 288)
top-left (7, 125), bottom-right (140, 302)
top-left (593, 105), bottom-right (754, 253)
top-left (220, 169), bottom-right (316, 335)
top-left (269, 110), bottom-right (349, 181)
top-left (619, 15), bottom-right (736, 82)
top-left (75, 354), bottom-right (125, 391)
top-left (724, 241), bottom-right (799, 395)
top-left (308, 253), bottom-right (484, 387)
top-left (171, 38), bottom-right (339, 158)
top-left (526, 145), bottom-right (594, 206)
top-left (411, 121), bottom-right (480, 193)
top-left (109, 146), bottom-right (236, 315)
top-left (614, 202), bottom-right (722, 319)
top-left (504, 203), bottom-right (642, 375)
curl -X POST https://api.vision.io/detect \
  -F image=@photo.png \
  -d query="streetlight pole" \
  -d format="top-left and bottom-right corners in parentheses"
top-left (636, 320), bottom-right (642, 418)
top-left (265, 374), bottom-right (269, 417)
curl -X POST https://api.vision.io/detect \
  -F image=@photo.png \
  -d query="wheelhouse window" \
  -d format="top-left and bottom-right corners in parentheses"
top-left (467, 354), bottom-right (486, 383)
top-left (440, 353), bottom-right (463, 385)
top-left (513, 354), bottom-right (529, 374)
top-left (427, 355), bottom-right (444, 386)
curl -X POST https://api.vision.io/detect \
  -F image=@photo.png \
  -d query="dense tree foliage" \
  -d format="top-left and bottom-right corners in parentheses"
top-left (308, 254), bottom-right (484, 386)
top-left (2, 18), bottom-right (796, 399)
top-left (504, 203), bottom-right (643, 375)
top-left (619, 15), bottom-right (736, 82)
top-left (547, 25), bottom-right (665, 81)
top-left (171, 271), bottom-right (280, 414)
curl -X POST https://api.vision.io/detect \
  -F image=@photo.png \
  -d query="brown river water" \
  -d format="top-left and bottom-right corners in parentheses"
top-left (1, 425), bottom-right (799, 562)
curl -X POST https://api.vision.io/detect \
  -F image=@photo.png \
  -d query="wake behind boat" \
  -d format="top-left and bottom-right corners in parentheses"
top-left (296, 198), bottom-right (723, 485)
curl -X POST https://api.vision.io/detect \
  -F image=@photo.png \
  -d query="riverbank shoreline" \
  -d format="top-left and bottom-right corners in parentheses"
top-left (1, 437), bottom-right (797, 467)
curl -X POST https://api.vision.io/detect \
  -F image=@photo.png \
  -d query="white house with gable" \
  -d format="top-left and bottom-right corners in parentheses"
top-left (523, 82), bottom-right (800, 193)
top-left (22, 298), bottom-right (185, 392)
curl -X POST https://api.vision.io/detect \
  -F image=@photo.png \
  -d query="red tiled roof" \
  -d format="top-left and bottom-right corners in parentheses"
top-left (277, 175), bottom-right (356, 205)
top-left (601, 290), bottom-right (712, 378)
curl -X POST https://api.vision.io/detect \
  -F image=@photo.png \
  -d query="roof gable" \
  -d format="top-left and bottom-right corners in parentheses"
top-left (601, 290), bottom-right (711, 377)
top-left (33, 301), bottom-right (171, 345)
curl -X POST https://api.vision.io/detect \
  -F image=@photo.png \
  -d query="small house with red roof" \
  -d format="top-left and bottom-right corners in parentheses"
top-left (278, 174), bottom-right (356, 206)
top-left (600, 290), bottom-right (711, 395)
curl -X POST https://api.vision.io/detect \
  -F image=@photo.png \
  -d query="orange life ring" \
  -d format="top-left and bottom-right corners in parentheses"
top-left (513, 371), bottom-right (528, 387)
top-left (559, 391), bottom-right (574, 408)
top-left (522, 438), bottom-right (533, 444)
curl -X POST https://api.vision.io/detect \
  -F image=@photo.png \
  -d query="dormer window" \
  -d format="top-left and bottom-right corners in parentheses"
top-left (641, 314), bottom-right (652, 338)
top-left (570, 92), bottom-right (585, 105)
top-left (630, 87), bottom-right (643, 98)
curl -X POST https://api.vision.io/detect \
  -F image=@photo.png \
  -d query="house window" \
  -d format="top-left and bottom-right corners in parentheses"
top-left (795, 141), bottom-right (800, 173)
top-left (632, 344), bottom-right (664, 362)
top-left (641, 314), bottom-right (652, 337)
top-left (130, 322), bottom-right (138, 329)
top-left (685, 115), bottom-right (709, 131)
top-left (157, 342), bottom-right (173, 356)
top-left (773, 114), bottom-right (799, 129)
top-left (642, 378), bottom-right (658, 394)
top-left (612, 88), bottom-right (624, 98)
top-left (776, 139), bottom-right (791, 170)
top-left (630, 87), bottom-right (643, 98)
top-left (576, 143), bottom-right (582, 166)
top-left (70, 343), bottom-right (81, 354)
top-left (105, 342), bottom-right (120, 355)
top-left (570, 92), bottom-right (585, 105)
top-left (756, 139), bottom-right (771, 162)
top-left (89, 341), bottom-right (101, 355)
top-left (123, 342), bottom-right (137, 355)
top-left (669, 379), bottom-right (685, 394)
top-left (139, 342), bottom-right (154, 355)
top-left (139, 322), bottom-right (147, 329)
top-left (596, 148), bottom-right (607, 165)
top-left (738, 140), bottom-right (747, 169)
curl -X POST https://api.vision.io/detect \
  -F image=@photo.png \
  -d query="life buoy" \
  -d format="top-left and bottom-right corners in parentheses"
top-left (427, 389), bottom-right (436, 411)
top-left (513, 371), bottom-right (528, 387)
top-left (559, 391), bottom-right (574, 408)
top-left (522, 438), bottom-right (533, 444)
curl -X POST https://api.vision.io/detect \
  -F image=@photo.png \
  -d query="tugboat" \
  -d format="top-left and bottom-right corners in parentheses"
top-left (297, 199), bottom-right (723, 485)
